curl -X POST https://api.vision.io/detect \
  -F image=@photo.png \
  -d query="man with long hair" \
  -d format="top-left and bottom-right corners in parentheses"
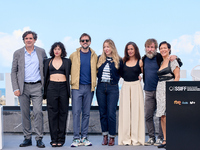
top-left (142, 39), bottom-right (163, 146)
top-left (142, 39), bottom-right (182, 146)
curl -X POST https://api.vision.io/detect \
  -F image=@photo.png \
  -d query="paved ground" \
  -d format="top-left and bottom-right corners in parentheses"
top-left (2, 133), bottom-right (160, 150)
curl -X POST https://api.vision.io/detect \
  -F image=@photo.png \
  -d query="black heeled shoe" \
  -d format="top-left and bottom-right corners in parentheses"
top-left (157, 140), bottom-right (166, 148)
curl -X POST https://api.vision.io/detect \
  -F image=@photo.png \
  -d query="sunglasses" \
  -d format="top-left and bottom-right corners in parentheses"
top-left (81, 39), bottom-right (90, 43)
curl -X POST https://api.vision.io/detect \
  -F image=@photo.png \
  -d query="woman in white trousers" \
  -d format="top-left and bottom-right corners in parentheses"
top-left (118, 42), bottom-right (145, 146)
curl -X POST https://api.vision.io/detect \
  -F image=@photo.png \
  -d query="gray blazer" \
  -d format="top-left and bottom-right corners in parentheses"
top-left (11, 46), bottom-right (47, 95)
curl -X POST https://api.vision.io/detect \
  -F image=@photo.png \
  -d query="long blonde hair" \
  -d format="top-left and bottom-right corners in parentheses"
top-left (97, 39), bottom-right (121, 69)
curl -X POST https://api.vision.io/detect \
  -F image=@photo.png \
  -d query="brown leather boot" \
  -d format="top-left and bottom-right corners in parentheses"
top-left (102, 135), bottom-right (108, 145)
top-left (108, 137), bottom-right (115, 146)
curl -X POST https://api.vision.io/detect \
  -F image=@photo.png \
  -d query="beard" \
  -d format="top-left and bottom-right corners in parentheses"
top-left (145, 49), bottom-right (157, 59)
top-left (82, 44), bottom-right (89, 49)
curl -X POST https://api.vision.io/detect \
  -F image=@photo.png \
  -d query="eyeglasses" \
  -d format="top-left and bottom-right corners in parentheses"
top-left (81, 39), bottom-right (90, 43)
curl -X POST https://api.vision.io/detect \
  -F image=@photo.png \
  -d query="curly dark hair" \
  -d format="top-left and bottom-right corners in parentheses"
top-left (123, 41), bottom-right (141, 63)
top-left (49, 42), bottom-right (67, 58)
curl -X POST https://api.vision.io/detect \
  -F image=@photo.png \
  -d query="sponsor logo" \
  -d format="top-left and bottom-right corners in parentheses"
top-left (169, 86), bottom-right (200, 92)
top-left (190, 101), bottom-right (196, 104)
top-left (174, 100), bottom-right (181, 105)
top-left (169, 86), bottom-right (186, 91)
top-left (174, 100), bottom-right (196, 105)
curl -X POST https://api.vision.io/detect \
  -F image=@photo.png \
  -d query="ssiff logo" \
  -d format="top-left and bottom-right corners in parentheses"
top-left (174, 100), bottom-right (181, 105)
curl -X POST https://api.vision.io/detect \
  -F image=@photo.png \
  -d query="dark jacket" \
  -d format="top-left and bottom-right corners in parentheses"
top-left (97, 57), bottom-right (123, 85)
top-left (43, 58), bottom-right (71, 99)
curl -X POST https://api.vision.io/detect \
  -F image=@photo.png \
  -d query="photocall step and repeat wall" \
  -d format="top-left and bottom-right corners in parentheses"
top-left (166, 81), bottom-right (200, 150)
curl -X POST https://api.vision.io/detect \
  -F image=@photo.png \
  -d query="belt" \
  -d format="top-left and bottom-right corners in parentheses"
top-left (159, 76), bottom-right (174, 82)
top-left (24, 80), bottom-right (41, 84)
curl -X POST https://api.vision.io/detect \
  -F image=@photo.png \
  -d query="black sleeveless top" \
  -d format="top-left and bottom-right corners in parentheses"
top-left (122, 60), bottom-right (141, 82)
top-left (157, 61), bottom-right (175, 82)
top-left (49, 60), bottom-right (65, 75)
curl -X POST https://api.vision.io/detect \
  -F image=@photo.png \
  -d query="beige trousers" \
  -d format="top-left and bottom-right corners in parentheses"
top-left (118, 80), bottom-right (145, 145)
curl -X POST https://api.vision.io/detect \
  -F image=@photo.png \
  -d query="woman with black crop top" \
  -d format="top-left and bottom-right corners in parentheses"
top-left (118, 42), bottom-right (145, 146)
top-left (43, 42), bottom-right (71, 147)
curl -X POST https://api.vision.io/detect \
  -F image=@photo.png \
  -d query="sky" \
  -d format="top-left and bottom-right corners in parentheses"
top-left (0, 0), bottom-right (200, 88)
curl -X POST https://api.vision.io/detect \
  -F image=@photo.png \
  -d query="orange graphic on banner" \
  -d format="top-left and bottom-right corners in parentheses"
top-left (174, 100), bottom-right (181, 105)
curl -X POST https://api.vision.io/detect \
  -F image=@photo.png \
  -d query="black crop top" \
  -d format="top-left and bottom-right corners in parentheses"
top-left (49, 60), bottom-right (65, 75)
top-left (122, 60), bottom-right (141, 82)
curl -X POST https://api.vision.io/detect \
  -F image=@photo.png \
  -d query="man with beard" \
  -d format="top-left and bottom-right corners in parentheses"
top-left (142, 39), bottom-right (182, 146)
top-left (70, 33), bottom-right (98, 147)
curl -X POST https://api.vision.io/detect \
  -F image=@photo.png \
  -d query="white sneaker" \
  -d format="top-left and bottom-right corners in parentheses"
top-left (154, 138), bottom-right (163, 146)
top-left (144, 138), bottom-right (155, 146)
top-left (71, 139), bottom-right (80, 147)
top-left (80, 137), bottom-right (92, 146)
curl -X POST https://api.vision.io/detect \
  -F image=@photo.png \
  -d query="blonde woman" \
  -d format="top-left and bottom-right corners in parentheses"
top-left (96, 39), bottom-right (123, 146)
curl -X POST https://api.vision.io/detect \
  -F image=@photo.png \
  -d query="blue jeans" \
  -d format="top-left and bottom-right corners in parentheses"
top-left (72, 84), bottom-right (94, 139)
top-left (96, 82), bottom-right (119, 136)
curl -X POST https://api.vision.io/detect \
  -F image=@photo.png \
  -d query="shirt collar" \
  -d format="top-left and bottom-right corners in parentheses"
top-left (24, 47), bottom-right (36, 54)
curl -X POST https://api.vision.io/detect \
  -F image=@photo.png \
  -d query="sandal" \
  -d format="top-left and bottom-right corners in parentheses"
top-left (50, 142), bottom-right (57, 147)
top-left (57, 142), bottom-right (64, 147)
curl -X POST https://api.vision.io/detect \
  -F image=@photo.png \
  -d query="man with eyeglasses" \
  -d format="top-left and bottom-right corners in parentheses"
top-left (70, 33), bottom-right (98, 147)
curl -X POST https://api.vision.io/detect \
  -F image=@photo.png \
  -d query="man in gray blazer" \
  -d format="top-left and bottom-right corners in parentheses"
top-left (11, 31), bottom-right (47, 148)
